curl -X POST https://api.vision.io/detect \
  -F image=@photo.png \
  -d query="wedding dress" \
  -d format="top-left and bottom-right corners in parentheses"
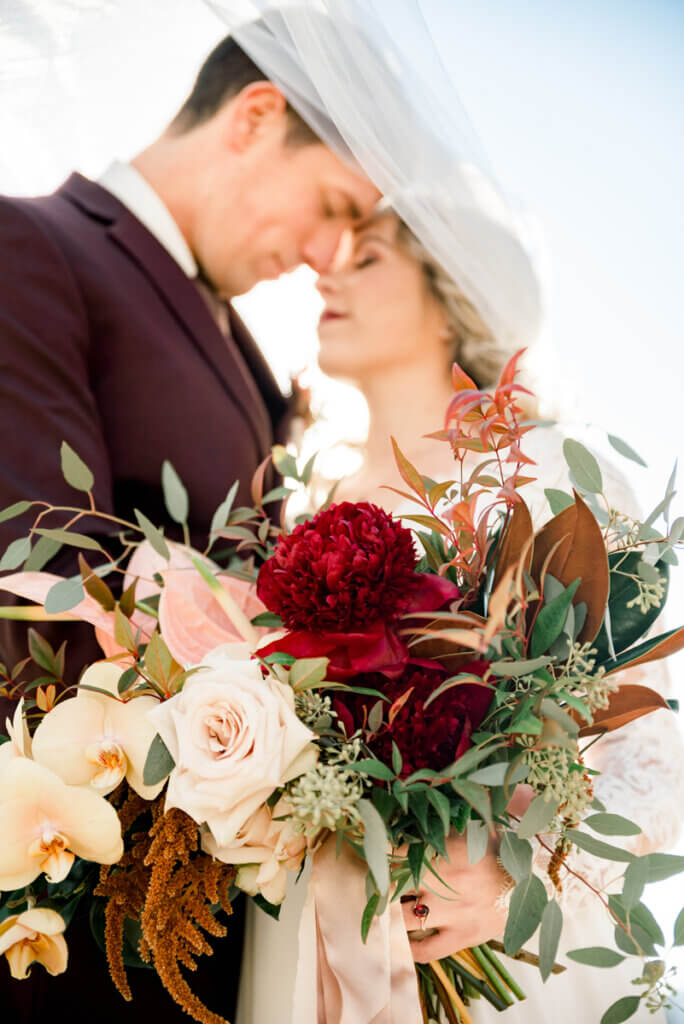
top-left (237, 426), bottom-right (682, 1024)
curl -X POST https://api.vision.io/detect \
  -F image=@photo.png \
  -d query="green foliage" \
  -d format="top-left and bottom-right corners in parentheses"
top-left (499, 832), bottom-right (533, 883)
top-left (161, 460), bottom-right (189, 524)
top-left (0, 536), bottom-right (31, 570)
top-left (600, 996), bottom-right (641, 1024)
top-left (563, 439), bottom-right (603, 493)
top-left (584, 813), bottom-right (642, 837)
top-left (545, 489), bottom-right (574, 515)
top-left (539, 900), bottom-right (563, 981)
top-left (61, 441), bottom-right (94, 493)
top-left (570, 830), bottom-right (635, 863)
top-left (143, 733), bottom-right (175, 786)
top-left (45, 577), bottom-right (84, 614)
top-left (0, 500), bottom-right (31, 524)
top-left (517, 795), bottom-right (559, 840)
top-left (503, 873), bottom-right (547, 954)
top-left (594, 551), bottom-right (669, 663)
top-left (530, 578), bottom-right (581, 658)
top-left (358, 799), bottom-right (390, 898)
top-left (134, 509), bottom-right (170, 560)
top-left (567, 947), bottom-right (626, 968)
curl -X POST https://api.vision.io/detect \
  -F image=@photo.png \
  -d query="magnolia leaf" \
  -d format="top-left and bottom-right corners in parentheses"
top-left (492, 501), bottom-right (534, 591)
top-left (602, 627), bottom-right (684, 676)
top-left (60, 441), bottom-right (94, 492)
top-left (575, 684), bottom-right (670, 736)
top-left (45, 577), bottom-right (84, 614)
top-left (531, 492), bottom-right (609, 643)
top-left (466, 819), bottom-right (488, 865)
top-left (545, 489), bottom-right (574, 516)
top-left (517, 794), bottom-right (559, 840)
top-left (583, 813), bottom-right (641, 837)
top-left (570, 830), bottom-right (634, 862)
top-left (0, 536), bottom-right (31, 571)
top-left (289, 658), bottom-right (329, 691)
top-left (35, 528), bottom-right (101, 551)
top-left (503, 874), bottom-right (547, 954)
top-left (539, 900), bottom-right (563, 982)
top-left (143, 733), bottom-right (175, 786)
top-left (600, 996), bottom-right (641, 1024)
top-left (0, 500), bottom-right (31, 524)
top-left (358, 799), bottom-right (390, 897)
top-left (563, 439), bottom-right (603, 493)
top-left (594, 551), bottom-right (669, 662)
top-left (607, 434), bottom-right (647, 468)
top-left (134, 510), bottom-right (170, 560)
top-left (566, 947), bottom-right (626, 968)
top-left (499, 832), bottom-right (533, 883)
top-left (531, 578), bottom-right (581, 657)
top-left (161, 460), bottom-right (189, 525)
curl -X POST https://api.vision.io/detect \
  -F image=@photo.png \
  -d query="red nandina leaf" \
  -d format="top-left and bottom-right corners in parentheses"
top-left (251, 453), bottom-right (272, 507)
top-left (388, 687), bottom-right (415, 726)
top-left (390, 437), bottom-right (426, 499)
top-left (451, 362), bottom-right (479, 393)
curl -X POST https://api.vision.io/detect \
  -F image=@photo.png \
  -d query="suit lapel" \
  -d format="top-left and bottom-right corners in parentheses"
top-left (60, 174), bottom-right (274, 454)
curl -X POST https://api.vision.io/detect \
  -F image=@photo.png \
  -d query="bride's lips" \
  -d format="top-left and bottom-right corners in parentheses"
top-left (319, 310), bottom-right (348, 325)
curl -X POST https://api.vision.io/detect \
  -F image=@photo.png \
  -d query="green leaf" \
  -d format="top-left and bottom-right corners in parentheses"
top-left (361, 891), bottom-right (380, 943)
top-left (673, 906), bottom-right (684, 946)
top-left (0, 536), bottom-right (31, 571)
top-left (448, 741), bottom-right (506, 778)
top-left (545, 489), bottom-right (574, 516)
top-left (499, 832), bottom-right (533, 883)
top-left (539, 698), bottom-right (580, 736)
top-left (271, 445), bottom-right (299, 480)
top-left (391, 742), bottom-right (403, 777)
top-left (24, 535), bottom-right (61, 572)
top-left (134, 510), bottom-right (170, 560)
top-left (161, 461), bottom-right (189, 524)
top-left (621, 858), bottom-right (649, 910)
top-left (300, 453), bottom-right (317, 487)
top-left (27, 630), bottom-right (59, 675)
top-left (250, 612), bottom-right (282, 628)
top-left (353, 758), bottom-right (395, 781)
top-left (0, 500), bottom-right (31, 524)
top-left (594, 551), bottom-right (669, 663)
top-left (117, 668), bottom-right (138, 695)
top-left (261, 486), bottom-right (294, 505)
top-left (503, 874), bottom-right (547, 954)
top-left (469, 761), bottom-right (525, 785)
top-left (145, 632), bottom-right (174, 684)
top-left (566, 947), bottom-right (626, 968)
top-left (35, 528), bottom-right (101, 551)
top-left (143, 733), bottom-right (175, 786)
top-left (583, 813), bottom-right (641, 837)
top-left (600, 996), bottom-right (641, 1024)
top-left (607, 434), bottom-right (647, 468)
top-left (289, 658), bottom-right (329, 691)
top-left (639, 852), bottom-right (684, 883)
top-left (407, 842), bottom-right (425, 889)
top-left (45, 577), bottom-right (84, 614)
top-left (61, 441), bottom-right (94, 492)
top-left (563, 439), bottom-right (603, 494)
top-left (426, 788), bottom-right (451, 835)
top-left (539, 900), bottom-right (563, 982)
top-left (517, 795), bottom-right (560, 840)
top-left (210, 481), bottom-right (239, 535)
top-left (613, 921), bottom-right (657, 957)
top-left (570, 830), bottom-right (635, 863)
top-left (489, 656), bottom-right (554, 678)
top-left (466, 818), bottom-right (488, 865)
top-left (358, 799), bottom-right (390, 897)
top-left (450, 779), bottom-right (493, 832)
top-left (530, 578), bottom-right (581, 658)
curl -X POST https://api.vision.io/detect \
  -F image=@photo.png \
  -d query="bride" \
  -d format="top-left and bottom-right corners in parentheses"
top-left (237, 208), bottom-right (682, 1024)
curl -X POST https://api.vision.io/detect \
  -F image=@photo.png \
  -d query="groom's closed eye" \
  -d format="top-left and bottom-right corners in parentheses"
top-left (321, 192), bottom-right (364, 223)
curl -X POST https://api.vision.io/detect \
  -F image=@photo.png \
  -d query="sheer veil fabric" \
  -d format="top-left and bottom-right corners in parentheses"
top-left (206, 0), bottom-right (542, 353)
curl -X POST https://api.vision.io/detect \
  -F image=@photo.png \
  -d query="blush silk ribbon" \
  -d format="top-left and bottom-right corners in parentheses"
top-left (293, 837), bottom-right (423, 1023)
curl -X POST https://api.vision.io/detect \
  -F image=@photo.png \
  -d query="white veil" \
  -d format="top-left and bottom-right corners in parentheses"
top-left (206, 0), bottom-right (542, 352)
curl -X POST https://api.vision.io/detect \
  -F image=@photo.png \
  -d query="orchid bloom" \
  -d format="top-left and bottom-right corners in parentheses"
top-left (32, 662), bottom-right (163, 800)
top-left (0, 757), bottom-right (123, 889)
top-left (0, 908), bottom-right (67, 979)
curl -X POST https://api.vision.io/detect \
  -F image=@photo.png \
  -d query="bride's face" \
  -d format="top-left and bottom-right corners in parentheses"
top-left (316, 215), bottom-right (447, 381)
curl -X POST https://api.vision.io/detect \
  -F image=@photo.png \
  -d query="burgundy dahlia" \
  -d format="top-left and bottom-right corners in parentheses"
top-left (257, 502), bottom-right (419, 632)
top-left (334, 661), bottom-right (492, 778)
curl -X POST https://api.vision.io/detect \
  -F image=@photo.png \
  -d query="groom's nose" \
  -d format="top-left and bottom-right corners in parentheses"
top-left (301, 224), bottom-right (347, 274)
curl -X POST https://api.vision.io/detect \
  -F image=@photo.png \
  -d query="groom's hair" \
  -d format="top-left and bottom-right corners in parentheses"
top-left (170, 34), bottom-right (319, 146)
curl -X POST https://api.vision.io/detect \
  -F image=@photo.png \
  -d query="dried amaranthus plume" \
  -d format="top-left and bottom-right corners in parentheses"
top-left (140, 807), bottom-right (236, 1024)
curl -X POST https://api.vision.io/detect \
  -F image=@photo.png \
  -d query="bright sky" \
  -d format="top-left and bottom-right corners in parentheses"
top-left (1, 0), bottom-right (683, 977)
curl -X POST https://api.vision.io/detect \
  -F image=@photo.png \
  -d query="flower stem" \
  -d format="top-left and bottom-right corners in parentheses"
top-left (476, 944), bottom-right (526, 1001)
top-left (469, 945), bottom-right (515, 1005)
top-left (430, 960), bottom-right (475, 1024)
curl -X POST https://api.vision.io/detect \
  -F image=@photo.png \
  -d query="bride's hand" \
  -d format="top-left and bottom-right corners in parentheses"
top-left (402, 786), bottom-right (534, 963)
top-left (402, 832), bottom-right (511, 963)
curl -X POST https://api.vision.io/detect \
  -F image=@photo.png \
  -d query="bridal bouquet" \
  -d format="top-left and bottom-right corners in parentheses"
top-left (0, 352), bottom-right (683, 1024)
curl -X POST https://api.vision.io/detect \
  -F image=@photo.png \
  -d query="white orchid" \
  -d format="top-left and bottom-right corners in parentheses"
top-left (0, 908), bottom-right (68, 979)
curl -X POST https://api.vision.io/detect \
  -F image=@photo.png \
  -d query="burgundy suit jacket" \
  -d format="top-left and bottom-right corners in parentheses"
top-left (0, 174), bottom-right (290, 1019)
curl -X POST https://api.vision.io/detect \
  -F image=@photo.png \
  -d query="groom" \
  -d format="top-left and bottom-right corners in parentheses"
top-left (0, 30), bottom-right (378, 1023)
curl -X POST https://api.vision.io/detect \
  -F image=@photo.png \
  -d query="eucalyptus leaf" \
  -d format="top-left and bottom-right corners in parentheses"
top-left (61, 441), bottom-right (94, 492)
top-left (570, 830), bottom-right (635, 862)
top-left (499, 832), bottom-right (533, 882)
top-left (134, 510), bottom-right (170, 560)
top-left (24, 536), bottom-right (61, 572)
top-left (600, 996), bottom-right (641, 1024)
top-left (563, 439), bottom-right (603, 494)
top-left (466, 819), bottom-right (488, 865)
top-left (450, 779), bottom-right (493, 831)
top-left (503, 874), bottom-right (547, 954)
top-left (210, 481), bottom-right (239, 535)
top-left (545, 489), bottom-right (575, 516)
top-left (489, 657), bottom-right (553, 678)
top-left (517, 795), bottom-right (559, 840)
top-left (674, 906), bottom-right (684, 946)
top-left (607, 434), bottom-right (647, 468)
top-left (583, 813), bottom-right (642, 837)
top-left (161, 460), bottom-right (189, 524)
top-left (358, 799), bottom-right (390, 897)
top-left (143, 733), bottom-right (175, 786)
top-left (566, 947), bottom-right (626, 968)
top-left (45, 577), bottom-right (84, 614)
top-left (0, 536), bottom-right (31, 571)
top-left (469, 761), bottom-right (528, 786)
top-left (0, 500), bottom-right (31, 524)
top-left (35, 528), bottom-right (101, 551)
top-left (639, 852), bottom-right (684, 883)
top-left (539, 900), bottom-right (563, 982)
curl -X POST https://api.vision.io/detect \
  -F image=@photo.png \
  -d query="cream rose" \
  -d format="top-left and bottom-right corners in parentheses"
top-left (148, 646), bottom-right (317, 846)
top-left (202, 797), bottom-right (307, 906)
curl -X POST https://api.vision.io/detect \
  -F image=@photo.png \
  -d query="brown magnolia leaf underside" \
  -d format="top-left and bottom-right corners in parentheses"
top-left (573, 684), bottom-right (670, 737)
top-left (492, 500), bottom-right (534, 592)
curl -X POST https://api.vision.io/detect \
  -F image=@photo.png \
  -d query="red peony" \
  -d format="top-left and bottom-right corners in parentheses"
top-left (257, 501), bottom-right (459, 633)
top-left (334, 661), bottom-right (493, 778)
